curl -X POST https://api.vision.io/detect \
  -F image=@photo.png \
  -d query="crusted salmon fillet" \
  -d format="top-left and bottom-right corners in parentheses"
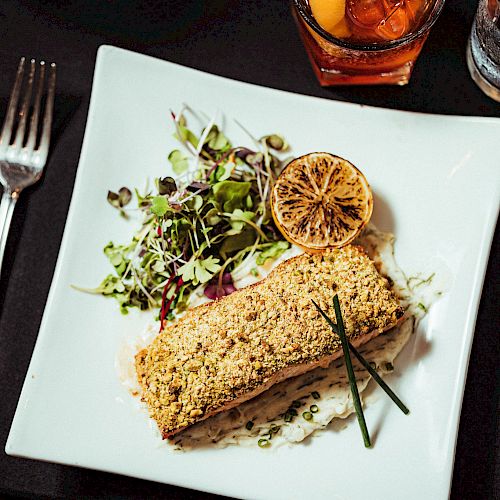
top-left (135, 245), bottom-right (404, 438)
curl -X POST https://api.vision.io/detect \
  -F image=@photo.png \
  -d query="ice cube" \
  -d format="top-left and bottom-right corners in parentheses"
top-left (347, 0), bottom-right (417, 40)
top-left (347, 0), bottom-right (387, 28)
top-left (376, 1), bottom-right (408, 40)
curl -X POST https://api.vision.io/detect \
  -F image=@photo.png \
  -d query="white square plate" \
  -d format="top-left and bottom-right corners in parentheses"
top-left (6, 46), bottom-right (500, 500)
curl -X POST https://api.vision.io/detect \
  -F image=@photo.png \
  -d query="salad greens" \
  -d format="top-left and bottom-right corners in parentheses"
top-left (78, 109), bottom-right (291, 324)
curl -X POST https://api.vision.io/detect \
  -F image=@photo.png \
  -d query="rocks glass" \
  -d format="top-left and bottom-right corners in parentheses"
top-left (292, 0), bottom-right (446, 86)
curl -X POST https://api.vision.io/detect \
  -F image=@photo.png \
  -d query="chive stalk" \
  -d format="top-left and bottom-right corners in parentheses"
top-left (348, 346), bottom-right (409, 415)
top-left (312, 299), bottom-right (409, 415)
top-left (312, 297), bottom-right (371, 448)
top-left (332, 295), bottom-right (371, 448)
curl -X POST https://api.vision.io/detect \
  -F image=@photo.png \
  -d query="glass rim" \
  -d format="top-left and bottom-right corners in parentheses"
top-left (292, 0), bottom-right (447, 52)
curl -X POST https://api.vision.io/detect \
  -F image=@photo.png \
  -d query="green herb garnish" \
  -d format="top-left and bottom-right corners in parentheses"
top-left (408, 272), bottom-right (435, 289)
top-left (107, 187), bottom-right (132, 218)
top-left (349, 353), bottom-right (408, 415)
top-left (78, 110), bottom-right (290, 323)
top-left (257, 423), bottom-right (281, 448)
top-left (269, 424), bottom-right (280, 435)
top-left (311, 391), bottom-right (320, 400)
top-left (258, 438), bottom-right (270, 448)
top-left (310, 404), bottom-right (319, 413)
top-left (255, 241), bottom-right (289, 265)
top-left (332, 295), bottom-right (371, 448)
top-left (312, 297), bottom-right (371, 448)
top-left (302, 411), bottom-right (313, 421)
top-left (313, 296), bottom-right (410, 426)
top-left (245, 421), bottom-right (254, 431)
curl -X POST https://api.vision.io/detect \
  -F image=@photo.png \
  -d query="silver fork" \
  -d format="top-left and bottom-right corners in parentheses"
top-left (0, 58), bottom-right (56, 278)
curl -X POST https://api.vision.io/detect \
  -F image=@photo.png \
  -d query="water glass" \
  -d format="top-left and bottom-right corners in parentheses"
top-left (467, 0), bottom-right (500, 102)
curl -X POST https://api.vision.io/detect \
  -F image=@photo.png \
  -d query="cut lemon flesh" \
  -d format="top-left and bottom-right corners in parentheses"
top-left (271, 152), bottom-right (373, 252)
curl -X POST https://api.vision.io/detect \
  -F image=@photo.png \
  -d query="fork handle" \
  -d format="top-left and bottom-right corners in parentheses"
top-left (0, 190), bottom-right (17, 279)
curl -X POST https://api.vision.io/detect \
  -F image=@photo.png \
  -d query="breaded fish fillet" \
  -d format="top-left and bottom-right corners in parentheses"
top-left (135, 245), bottom-right (404, 438)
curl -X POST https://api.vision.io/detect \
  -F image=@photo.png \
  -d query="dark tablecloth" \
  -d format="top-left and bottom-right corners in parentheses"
top-left (0, 1), bottom-right (498, 498)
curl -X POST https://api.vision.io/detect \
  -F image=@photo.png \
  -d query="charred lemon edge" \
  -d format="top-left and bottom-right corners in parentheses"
top-left (271, 152), bottom-right (373, 253)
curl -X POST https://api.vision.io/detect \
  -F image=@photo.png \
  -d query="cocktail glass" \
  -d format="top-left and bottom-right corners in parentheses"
top-left (292, 0), bottom-right (446, 86)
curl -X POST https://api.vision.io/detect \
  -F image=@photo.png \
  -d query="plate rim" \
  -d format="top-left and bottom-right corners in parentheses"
top-left (5, 44), bottom-right (500, 500)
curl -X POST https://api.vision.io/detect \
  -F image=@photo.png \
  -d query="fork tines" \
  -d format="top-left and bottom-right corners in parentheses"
top-left (0, 57), bottom-right (56, 167)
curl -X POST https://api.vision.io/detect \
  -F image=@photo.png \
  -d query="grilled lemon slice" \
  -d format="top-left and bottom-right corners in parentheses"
top-left (271, 152), bottom-right (373, 252)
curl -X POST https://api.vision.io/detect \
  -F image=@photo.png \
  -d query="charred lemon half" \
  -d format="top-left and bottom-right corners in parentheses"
top-left (271, 152), bottom-right (373, 252)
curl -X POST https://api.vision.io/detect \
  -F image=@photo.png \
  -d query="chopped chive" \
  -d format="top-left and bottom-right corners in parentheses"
top-left (311, 391), bottom-right (320, 400)
top-left (417, 272), bottom-right (435, 287)
top-left (291, 400), bottom-right (302, 408)
top-left (312, 298), bottom-right (371, 448)
top-left (258, 438), bottom-right (270, 448)
top-left (288, 408), bottom-right (298, 416)
top-left (417, 302), bottom-right (427, 312)
top-left (245, 421), bottom-right (254, 431)
top-left (310, 404), bottom-right (319, 413)
top-left (385, 362), bottom-right (394, 372)
top-left (269, 424), bottom-right (280, 435)
top-left (369, 361), bottom-right (376, 369)
top-left (284, 413), bottom-right (293, 422)
top-left (302, 411), bottom-right (313, 421)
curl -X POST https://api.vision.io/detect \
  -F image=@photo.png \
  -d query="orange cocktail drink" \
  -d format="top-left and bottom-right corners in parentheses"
top-left (293, 0), bottom-right (446, 85)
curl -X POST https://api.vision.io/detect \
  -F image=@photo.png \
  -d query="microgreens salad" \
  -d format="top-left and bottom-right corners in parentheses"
top-left (79, 109), bottom-right (291, 326)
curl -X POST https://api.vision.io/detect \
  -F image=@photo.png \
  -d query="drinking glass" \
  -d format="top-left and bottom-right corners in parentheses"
top-left (292, 0), bottom-right (446, 86)
top-left (466, 0), bottom-right (500, 102)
